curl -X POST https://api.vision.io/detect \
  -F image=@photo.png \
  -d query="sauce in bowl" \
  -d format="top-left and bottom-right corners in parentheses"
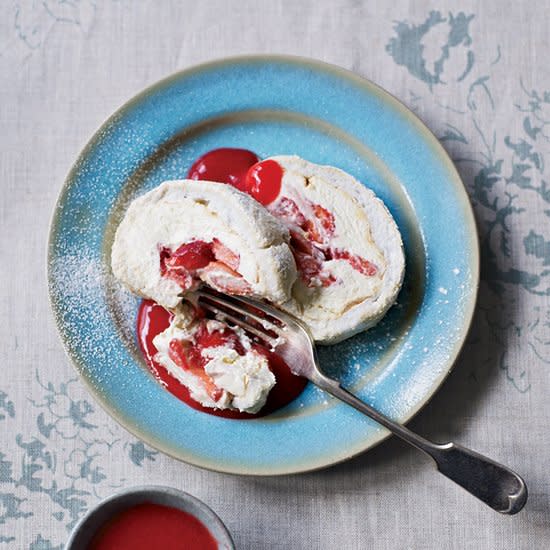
top-left (88, 502), bottom-right (218, 550)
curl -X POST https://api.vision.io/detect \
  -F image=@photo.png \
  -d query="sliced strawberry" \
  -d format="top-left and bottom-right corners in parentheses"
top-left (332, 249), bottom-right (378, 276)
top-left (293, 251), bottom-right (335, 288)
top-left (212, 238), bottom-right (240, 270)
top-left (312, 204), bottom-right (335, 237)
top-left (303, 219), bottom-right (323, 243)
top-left (269, 197), bottom-right (306, 228)
top-left (289, 229), bottom-right (314, 255)
top-left (169, 336), bottom-right (224, 401)
top-left (200, 262), bottom-right (252, 295)
top-left (207, 385), bottom-right (224, 402)
top-left (168, 339), bottom-right (191, 369)
top-left (276, 200), bottom-right (336, 279)
top-left (299, 205), bottom-right (335, 244)
top-left (188, 364), bottom-right (224, 401)
top-left (290, 230), bottom-right (328, 261)
top-left (168, 240), bottom-right (214, 270)
top-left (270, 197), bottom-right (335, 246)
top-left (160, 242), bottom-right (212, 290)
top-left (159, 239), bottom-right (247, 294)
top-left (194, 323), bottom-right (231, 349)
top-left (289, 230), bottom-right (336, 287)
top-left (159, 246), bottom-right (171, 276)
top-left (185, 344), bottom-right (206, 370)
top-left (164, 267), bottom-right (195, 291)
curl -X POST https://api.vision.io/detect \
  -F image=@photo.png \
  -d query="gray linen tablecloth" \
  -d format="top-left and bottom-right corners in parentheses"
top-left (2, 1), bottom-right (550, 548)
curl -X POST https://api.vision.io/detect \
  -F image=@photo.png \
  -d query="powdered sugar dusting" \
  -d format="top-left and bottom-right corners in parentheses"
top-left (49, 247), bottom-right (142, 391)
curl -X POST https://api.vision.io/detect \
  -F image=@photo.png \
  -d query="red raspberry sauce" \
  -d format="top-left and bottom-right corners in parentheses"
top-left (87, 502), bottom-right (218, 550)
top-left (137, 300), bottom-right (307, 419)
top-left (244, 159), bottom-right (283, 205)
top-left (187, 149), bottom-right (283, 206)
top-left (187, 147), bottom-right (259, 192)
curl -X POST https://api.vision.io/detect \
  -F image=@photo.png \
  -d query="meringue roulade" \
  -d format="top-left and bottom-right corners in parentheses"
top-left (250, 156), bottom-right (405, 344)
top-left (111, 179), bottom-right (297, 309)
top-left (111, 153), bottom-right (405, 414)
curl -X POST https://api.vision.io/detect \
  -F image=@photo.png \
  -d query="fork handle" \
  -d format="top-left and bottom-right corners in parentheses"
top-left (319, 380), bottom-right (527, 514)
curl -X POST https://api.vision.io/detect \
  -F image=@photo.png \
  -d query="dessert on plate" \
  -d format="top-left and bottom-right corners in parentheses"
top-left (153, 303), bottom-right (276, 414)
top-left (249, 155), bottom-right (405, 344)
top-left (111, 178), bottom-right (296, 414)
top-left (111, 149), bottom-right (405, 415)
top-left (111, 179), bottom-right (296, 308)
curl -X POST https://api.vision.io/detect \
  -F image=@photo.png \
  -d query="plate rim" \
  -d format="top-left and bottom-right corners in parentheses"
top-left (47, 54), bottom-right (480, 475)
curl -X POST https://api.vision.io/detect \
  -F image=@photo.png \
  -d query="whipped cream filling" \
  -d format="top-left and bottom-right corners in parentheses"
top-left (202, 347), bottom-right (275, 413)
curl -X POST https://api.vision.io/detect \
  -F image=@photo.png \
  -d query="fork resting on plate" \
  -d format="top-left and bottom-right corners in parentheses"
top-left (195, 288), bottom-right (527, 515)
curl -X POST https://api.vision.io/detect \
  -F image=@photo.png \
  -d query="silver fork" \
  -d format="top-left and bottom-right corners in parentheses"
top-left (195, 288), bottom-right (528, 515)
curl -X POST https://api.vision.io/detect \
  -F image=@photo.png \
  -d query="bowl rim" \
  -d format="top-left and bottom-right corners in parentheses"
top-left (63, 485), bottom-right (235, 550)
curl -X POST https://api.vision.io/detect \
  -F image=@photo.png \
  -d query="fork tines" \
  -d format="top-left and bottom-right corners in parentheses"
top-left (194, 288), bottom-right (283, 348)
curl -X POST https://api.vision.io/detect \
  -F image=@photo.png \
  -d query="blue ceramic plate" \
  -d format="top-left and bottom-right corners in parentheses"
top-left (48, 56), bottom-right (478, 475)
